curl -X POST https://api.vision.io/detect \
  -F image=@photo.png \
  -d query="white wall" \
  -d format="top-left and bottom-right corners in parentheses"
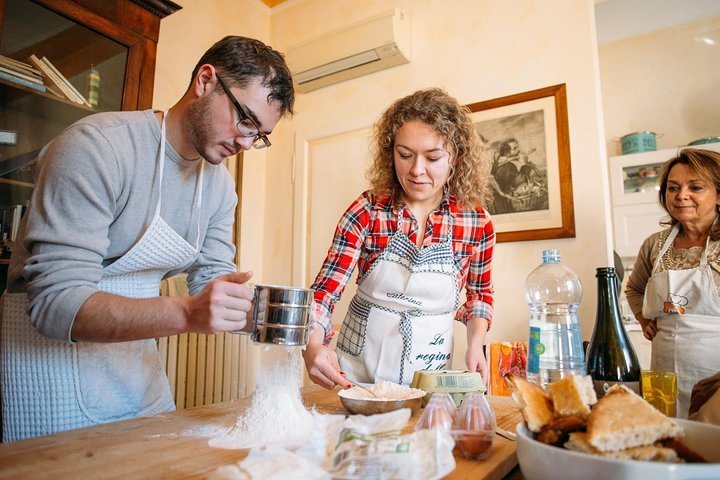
top-left (599, 16), bottom-right (720, 156)
top-left (266, 0), bottom-right (612, 346)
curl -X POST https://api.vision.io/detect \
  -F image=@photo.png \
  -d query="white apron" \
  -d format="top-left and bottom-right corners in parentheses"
top-left (642, 225), bottom-right (720, 418)
top-left (0, 111), bottom-right (204, 441)
top-left (336, 206), bottom-right (459, 385)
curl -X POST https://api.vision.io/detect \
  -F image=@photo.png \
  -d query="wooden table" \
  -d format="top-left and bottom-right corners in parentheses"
top-left (0, 386), bottom-right (523, 479)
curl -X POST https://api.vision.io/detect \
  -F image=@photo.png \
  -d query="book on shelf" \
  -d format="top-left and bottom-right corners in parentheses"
top-left (0, 55), bottom-right (43, 77)
top-left (0, 65), bottom-right (43, 84)
top-left (0, 130), bottom-right (18, 146)
top-left (0, 69), bottom-right (46, 93)
top-left (41, 56), bottom-right (92, 108)
top-left (27, 54), bottom-right (81, 104)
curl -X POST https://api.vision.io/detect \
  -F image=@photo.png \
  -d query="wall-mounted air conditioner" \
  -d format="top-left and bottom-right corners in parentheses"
top-left (286, 9), bottom-right (411, 93)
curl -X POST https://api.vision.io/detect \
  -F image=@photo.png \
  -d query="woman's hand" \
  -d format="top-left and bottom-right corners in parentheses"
top-left (465, 317), bottom-right (490, 387)
top-left (635, 312), bottom-right (657, 341)
top-left (642, 319), bottom-right (658, 341)
top-left (302, 329), bottom-right (350, 389)
top-left (465, 345), bottom-right (489, 387)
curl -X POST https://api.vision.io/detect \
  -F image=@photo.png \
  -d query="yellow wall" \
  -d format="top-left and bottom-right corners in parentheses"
top-left (268, 0), bottom-right (612, 345)
top-left (154, 0), bottom-right (274, 283)
top-left (154, 0), bottom-right (612, 347)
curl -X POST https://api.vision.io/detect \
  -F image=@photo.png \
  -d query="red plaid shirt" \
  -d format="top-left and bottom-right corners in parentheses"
top-left (311, 191), bottom-right (495, 344)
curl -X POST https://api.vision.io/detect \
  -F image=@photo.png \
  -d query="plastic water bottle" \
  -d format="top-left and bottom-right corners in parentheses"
top-left (524, 249), bottom-right (585, 388)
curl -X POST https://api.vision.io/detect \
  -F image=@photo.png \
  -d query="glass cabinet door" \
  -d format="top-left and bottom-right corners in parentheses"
top-left (0, 0), bottom-right (130, 287)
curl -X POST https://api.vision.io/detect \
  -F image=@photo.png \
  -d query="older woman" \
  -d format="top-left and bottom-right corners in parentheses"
top-left (302, 88), bottom-right (495, 389)
top-left (626, 148), bottom-right (720, 418)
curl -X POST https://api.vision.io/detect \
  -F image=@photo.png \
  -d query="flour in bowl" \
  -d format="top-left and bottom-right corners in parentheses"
top-left (209, 346), bottom-right (314, 450)
top-left (342, 380), bottom-right (426, 401)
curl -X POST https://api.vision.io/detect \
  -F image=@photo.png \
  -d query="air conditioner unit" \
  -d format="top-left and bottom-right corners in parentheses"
top-left (286, 9), bottom-right (411, 93)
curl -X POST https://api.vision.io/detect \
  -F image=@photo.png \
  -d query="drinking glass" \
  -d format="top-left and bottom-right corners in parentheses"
top-left (641, 370), bottom-right (677, 417)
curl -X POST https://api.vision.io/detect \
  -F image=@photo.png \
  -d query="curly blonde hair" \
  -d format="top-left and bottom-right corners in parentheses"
top-left (366, 88), bottom-right (488, 208)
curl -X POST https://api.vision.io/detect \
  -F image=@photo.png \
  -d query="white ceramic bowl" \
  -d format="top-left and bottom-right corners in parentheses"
top-left (516, 419), bottom-right (720, 480)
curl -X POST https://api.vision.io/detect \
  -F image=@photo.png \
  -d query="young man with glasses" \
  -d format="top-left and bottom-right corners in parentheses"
top-left (1, 36), bottom-right (294, 441)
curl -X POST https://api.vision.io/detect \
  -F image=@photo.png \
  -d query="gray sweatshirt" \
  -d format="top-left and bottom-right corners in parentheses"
top-left (7, 110), bottom-right (238, 341)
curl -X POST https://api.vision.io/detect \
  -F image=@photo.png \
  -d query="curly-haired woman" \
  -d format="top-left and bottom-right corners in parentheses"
top-left (302, 88), bottom-right (495, 389)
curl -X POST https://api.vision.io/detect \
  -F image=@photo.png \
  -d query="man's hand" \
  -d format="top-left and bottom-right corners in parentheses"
top-left (185, 271), bottom-right (255, 334)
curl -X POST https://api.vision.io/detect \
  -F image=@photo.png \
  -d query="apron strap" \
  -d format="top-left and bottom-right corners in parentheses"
top-left (153, 110), bottom-right (168, 221)
top-left (396, 205), bottom-right (405, 232)
top-left (156, 110), bottom-right (205, 251)
top-left (398, 310), bottom-right (414, 384)
top-left (193, 162), bottom-right (204, 250)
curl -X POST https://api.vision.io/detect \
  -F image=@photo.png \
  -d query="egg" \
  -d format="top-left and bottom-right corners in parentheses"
top-left (456, 432), bottom-right (493, 459)
top-left (428, 407), bottom-right (453, 429)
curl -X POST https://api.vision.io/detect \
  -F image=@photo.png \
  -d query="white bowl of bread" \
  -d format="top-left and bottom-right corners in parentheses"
top-left (506, 374), bottom-right (720, 480)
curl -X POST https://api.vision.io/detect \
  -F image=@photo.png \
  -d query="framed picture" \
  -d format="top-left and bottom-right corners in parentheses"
top-left (467, 84), bottom-right (575, 243)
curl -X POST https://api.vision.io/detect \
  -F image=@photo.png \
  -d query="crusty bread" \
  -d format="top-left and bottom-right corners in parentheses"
top-left (505, 374), bottom-right (555, 432)
top-left (547, 375), bottom-right (597, 418)
top-left (565, 432), bottom-right (680, 462)
top-left (587, 384), bottom-right (682, 452)
top-left (537, 415), bottom-right (587, 446)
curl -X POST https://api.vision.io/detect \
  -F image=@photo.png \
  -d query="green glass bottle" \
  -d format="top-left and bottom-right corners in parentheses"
top-left (586, 267), bottom-right (641, 398)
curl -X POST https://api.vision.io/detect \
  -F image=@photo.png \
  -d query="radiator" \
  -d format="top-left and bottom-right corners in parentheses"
top-left (157, 276), bottom-right (256, 408)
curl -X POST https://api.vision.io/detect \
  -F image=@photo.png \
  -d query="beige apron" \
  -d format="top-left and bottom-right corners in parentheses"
top-left (336, 207), bottom-right (458, 385)
top-left (1, 111), bottom-right (204, 440)
top-left (642, 225), bottom-right (720, 418)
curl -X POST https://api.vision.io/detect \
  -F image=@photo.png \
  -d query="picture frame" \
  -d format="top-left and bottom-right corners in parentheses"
top-left (466, 84), bottom-right (575, 243)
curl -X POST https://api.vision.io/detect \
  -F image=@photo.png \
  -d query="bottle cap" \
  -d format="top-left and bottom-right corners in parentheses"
top-left (542, 249), bottom-right (560, 263)
top-left (596, 266), bottom-right (616, 277)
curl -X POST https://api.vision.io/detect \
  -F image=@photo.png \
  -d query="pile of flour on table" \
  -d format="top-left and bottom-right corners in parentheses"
top-left (209, 345), bottom-right (314, 450)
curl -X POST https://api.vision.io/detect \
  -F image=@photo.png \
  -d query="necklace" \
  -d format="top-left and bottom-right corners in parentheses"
top-left (658, 231), bottom-right (673, 271)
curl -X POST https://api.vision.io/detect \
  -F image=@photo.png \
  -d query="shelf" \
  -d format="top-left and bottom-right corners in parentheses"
top-left (0, 178), bottom-right (33, 188)
top-left (609, 142), bottom-right (720, 207)
top-left (0, 77), bottom-right (95, 112)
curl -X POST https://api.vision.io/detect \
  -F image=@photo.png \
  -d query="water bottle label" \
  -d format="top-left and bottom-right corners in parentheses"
top-left (592, 379), bottom-right (640, 398)
top-left (527, 327), bottom-right (543, 374)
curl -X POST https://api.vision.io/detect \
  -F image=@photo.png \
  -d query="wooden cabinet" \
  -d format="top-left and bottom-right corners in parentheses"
top-left (0, 0), bottom-right (180, 289)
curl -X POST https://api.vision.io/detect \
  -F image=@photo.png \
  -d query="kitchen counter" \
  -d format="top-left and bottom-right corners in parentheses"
top-left (0, 385), bottom-right (524, 479)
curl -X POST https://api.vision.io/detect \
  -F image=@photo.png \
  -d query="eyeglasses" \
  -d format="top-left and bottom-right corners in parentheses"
top-left (216, 74), bottom-right (271, 149)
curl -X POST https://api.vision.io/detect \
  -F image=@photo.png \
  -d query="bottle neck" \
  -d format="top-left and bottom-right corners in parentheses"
top-left (595, 275), bottom-right (623, 328)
